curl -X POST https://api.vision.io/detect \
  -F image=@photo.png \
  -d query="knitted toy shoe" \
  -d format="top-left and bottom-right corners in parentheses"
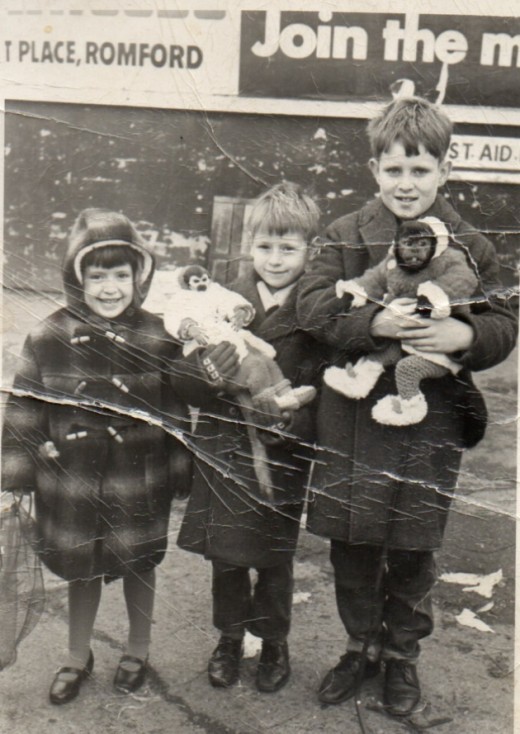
top-left (292, 384), bottom-right (317, 406)
top-left (275, 392), bottom-right (301, 411)
top-left (371, 393), bottom-right (428, 426)
top-left (276, 384), bottom-right (317, 410)
top-left (324, 358), bottom-right (384, 399)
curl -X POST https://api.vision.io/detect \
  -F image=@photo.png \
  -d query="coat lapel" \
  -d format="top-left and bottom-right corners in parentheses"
top-left (358, 199), bottom-right (399, 265)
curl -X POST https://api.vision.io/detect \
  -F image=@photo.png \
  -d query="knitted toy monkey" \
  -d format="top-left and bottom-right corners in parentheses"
top-left (323, 217), bottom-right (479, 425)
top-left (164, 265), bottom-right (316, 413)
top-left (164, 265), bottom-right (317, 499)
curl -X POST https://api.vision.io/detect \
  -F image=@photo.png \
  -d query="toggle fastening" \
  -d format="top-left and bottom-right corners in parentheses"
top-left (112, 377), bottom-right (129, 393)
top-left (105, 330), bottom-right (126, 344)
top-left (66, 430), bottom-right (88, 440)
top-left (107, 426), bottom-right (124, 443)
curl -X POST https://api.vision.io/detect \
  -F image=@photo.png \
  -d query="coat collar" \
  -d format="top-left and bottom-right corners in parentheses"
top-left (358, 195), bottom-right (463, 263)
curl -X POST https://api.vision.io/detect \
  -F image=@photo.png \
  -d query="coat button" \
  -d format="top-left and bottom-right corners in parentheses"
top-left (229, 406), bottom-right (239, 417)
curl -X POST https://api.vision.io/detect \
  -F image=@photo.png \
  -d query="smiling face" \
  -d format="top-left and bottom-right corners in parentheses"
top-left (251, 230), bottom-right (309, 292)
top-left (369, 141), bottom-right (451, 220)
top-left (83, 263), bottom-right (134, 318)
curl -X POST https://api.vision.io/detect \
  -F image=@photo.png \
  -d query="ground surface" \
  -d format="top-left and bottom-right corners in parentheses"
top-left (1, 291), bottom-right (517, 734)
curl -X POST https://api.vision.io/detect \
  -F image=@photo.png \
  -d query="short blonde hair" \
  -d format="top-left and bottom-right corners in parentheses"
top-left (247, 181), bottom-right (320, 242)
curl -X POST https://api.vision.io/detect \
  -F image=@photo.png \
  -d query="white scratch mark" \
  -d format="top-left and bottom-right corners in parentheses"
top-left (439, 570), bottom-right (503, 598)
top-left (455, 609), bottom-right (495, 633)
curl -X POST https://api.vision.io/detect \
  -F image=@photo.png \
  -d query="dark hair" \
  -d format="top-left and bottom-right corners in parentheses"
top-left (367, 97), bottom-right (453, 160)
top-left (80, 244), bottom-right (143, 276)
top-left (247, 181), bottom-right (321, 241)
top-left (68, 208), bottom-right (151, 307)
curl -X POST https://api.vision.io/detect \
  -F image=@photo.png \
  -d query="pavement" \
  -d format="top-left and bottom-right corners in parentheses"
top-left (0, 291), bottom-right (518, 734)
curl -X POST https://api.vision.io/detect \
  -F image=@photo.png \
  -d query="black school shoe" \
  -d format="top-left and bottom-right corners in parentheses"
top-left (208, 636), bottom-right (243, 688)
top-left (318, 651), bottom-right (380, 705)
top-left (384, 659), bottom-right (421, 716)
top-left (114, 654), bottom-right (147, 694)
top-left (49, 650), bottom-right (94, 705)
top-left (256, 640), bottom-right (290, 693)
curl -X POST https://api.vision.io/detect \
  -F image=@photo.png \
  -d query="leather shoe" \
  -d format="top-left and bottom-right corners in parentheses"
top-left (318, 651), bottom-right (380, 705)
top-left (208, 637), bottom-right (243, 688)
top-left (256, 640), bottom-right (290, 693)
top-left (114, 654), bottom-right (147, 694)
top-left (49, 650), bottom-right (94, 705)
top-left (384, 659), bottom-right (421, 716)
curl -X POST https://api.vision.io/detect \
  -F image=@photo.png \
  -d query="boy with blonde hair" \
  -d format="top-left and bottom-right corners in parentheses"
top-left (178, 182), bottom-right (323, 693)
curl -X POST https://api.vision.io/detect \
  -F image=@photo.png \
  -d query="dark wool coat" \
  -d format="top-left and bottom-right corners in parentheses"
top-left (177, 271), bottom-right (325, 568)
top-left (2, 245), bottom-right (192, 582)
top-left (297, 196), bottom-right (517, 551)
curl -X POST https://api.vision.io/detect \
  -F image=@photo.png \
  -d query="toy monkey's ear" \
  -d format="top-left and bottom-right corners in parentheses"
top-left (177, 267), bottom-right (188, 288)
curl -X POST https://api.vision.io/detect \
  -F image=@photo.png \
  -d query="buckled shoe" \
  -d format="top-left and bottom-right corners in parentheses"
top-left (114, 654), bottom-right (147, 694)
top-left (49, 650), bottom-right (94, 705)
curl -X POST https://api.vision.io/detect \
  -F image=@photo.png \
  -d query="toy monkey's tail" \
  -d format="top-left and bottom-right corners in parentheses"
top-left (235, 393), bottom-right (274, 502)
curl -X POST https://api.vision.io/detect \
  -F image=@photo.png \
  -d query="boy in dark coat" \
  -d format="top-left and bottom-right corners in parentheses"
top-left (177, 182), bottom-right (324, 693)
top-left (296, 98), bottom-right (517, 716)
top-left (2, 209), bottom-right (192, 703)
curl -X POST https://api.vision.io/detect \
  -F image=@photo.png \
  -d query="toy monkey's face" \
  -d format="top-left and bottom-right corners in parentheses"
top-left (396, 235), bottom-right (435, 272)
top-left (187, 273), bottom-right (210, 291)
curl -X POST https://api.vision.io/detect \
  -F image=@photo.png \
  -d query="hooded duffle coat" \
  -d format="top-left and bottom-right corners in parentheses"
top-left (177, 271), bottom-right (325, 568)
top-left (297, 196), bottom-right (518, 551)
top-left (2, 236), bottom-right (192, 581)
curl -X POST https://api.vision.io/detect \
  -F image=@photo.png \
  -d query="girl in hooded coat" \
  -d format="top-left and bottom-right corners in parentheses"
top-left (2, 208), bottom-right (193, 703)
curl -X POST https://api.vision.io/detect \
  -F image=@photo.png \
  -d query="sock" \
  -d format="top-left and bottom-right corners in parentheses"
top-left (65, 576), bottom-right (102, 669)
top-left (123, 568), bottom-right (156, 662)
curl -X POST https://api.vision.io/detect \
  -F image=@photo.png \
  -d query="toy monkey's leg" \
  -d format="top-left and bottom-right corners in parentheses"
top-left (239, 351), bottom-right (279, 398)
top-left (324, 342), bottom-right (402, 400)
top-left (372, 356), bottom-right (448, 426)
top-left (263, 353), bottom-right (291, 392)
top-left (395, 356), bottom-right (448, 401)
top-left (361, 341), bottom-right (402, 370)
top-left (242, 347), bottom-right (316, 411)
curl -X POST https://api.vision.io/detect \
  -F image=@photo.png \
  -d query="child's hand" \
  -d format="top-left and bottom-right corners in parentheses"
top-left (398, 317), bottom-right (474, 353)
top-left (199, 342), bottom-right (240, 386)
top-left (370, 298), bottom-right (420, 339)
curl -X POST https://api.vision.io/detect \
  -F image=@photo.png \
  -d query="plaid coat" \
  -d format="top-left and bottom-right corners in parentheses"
top-left (2, 240), bottom-right (192, 581)
top-left (297, 196), bottom-right (517, 550)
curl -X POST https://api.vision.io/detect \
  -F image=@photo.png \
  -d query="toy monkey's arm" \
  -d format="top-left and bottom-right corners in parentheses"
top-left (178, 318), bottom-right (209, 344)
top-left (416, 249), bottom-right (479, 319)
top-left (232, 303), bottom-right (255, 329)
top-left (210, 283), bottom-right (256, 324)
top-left (428, 249), bottom-right (479, 303)
top-left (335, 259), bottom-right (389, 308)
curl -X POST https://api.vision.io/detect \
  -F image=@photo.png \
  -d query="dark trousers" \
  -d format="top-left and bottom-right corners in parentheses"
top-left (211, 561), bottom-right (294, 641)
top-left (330, 540), bottom-right (436, 661)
